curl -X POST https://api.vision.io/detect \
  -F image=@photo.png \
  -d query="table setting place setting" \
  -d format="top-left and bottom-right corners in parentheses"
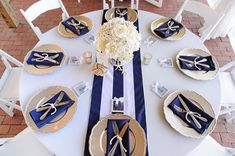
top-left (20, 6), bottom-right (221, 156)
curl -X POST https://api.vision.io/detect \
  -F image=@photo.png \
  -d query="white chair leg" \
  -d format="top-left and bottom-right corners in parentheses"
top-left (111, 0), bottom-right (114, 8)
top-left (220, 106), bottom-right (235, 115)
top-left (0, 104), bottom-right (14, 117)
top-left (0, 99), bottom-right (21, 110)
top-left (174, 15), bottom-right (182, 22)
top-left (0, 99), bottom-right (21, 117)
top-left (225, 113), bottom-right (235, 123)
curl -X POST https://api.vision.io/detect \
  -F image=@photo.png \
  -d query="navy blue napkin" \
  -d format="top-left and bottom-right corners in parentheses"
top-left (62, 17), bottom-right (89, 36)
top-left (106, 119), bottom-right (130, 156)
top-left (154, 18), bottom-right (183, 39)
top-left (168, 94), bottom-right (214, 134)
top-left (179, 55), bottom-right (215, 71)
top-left (30, 91), bottom-right (75, 128)
top-left (26, 51), bottom-right (64, 67)
top-left (115, 8), bottom-right (128, 20)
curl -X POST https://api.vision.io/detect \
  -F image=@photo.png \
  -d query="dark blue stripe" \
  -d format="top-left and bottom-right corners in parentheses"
top-left (133, 11), bottom-right (149, 156)
top-left (83, 10), bottom-right (108, 156)
top-left (112, 66), bottom-right (124, 98)
top-left (83, 75), bottom-right (103, 156)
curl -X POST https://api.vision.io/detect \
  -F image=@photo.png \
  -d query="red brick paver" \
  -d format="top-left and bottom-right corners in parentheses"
top-left (0, 0), bottom-right (235, 150)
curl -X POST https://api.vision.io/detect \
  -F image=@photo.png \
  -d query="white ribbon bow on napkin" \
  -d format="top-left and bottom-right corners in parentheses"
top-left (67, 19), bottom-right (85, 30)
top-left (32, 53), bottom-right (60, 64)
top-left (36, 92), bottom-right (71, 120)
top-left (159, 20), bottom-right (180, 34)
top-left (115, 9), bottom-right (128, 18)
top-left (178, 56), bottom-right (210, 70)
top-left (174, 96), bottom-right (208, 129)
top-left (108, 122), bottom-right (129, 156)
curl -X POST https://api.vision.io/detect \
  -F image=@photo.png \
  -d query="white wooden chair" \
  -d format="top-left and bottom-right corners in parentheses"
top-left (218, 60), bottom-right (235, 122)
top-left (175, 0), bottom-right (223, 42)
top-left (0, 128), bottom-right (54, 156)
top-left (0, 49), bottom-right (22, 117)
top-left (103, 0), bottom-right (139, 10)
top-left (145, 0), bottom-right (163, 8)
top-left (20, 0), bottom-right (69, 39)
top-left (187, 136), bottom-right (235, 156)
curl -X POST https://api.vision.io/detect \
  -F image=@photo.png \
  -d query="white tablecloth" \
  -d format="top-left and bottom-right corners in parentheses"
top-left (20, 10), bottom-right (221, 156)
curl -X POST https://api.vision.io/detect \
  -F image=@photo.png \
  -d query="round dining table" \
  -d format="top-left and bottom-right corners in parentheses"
top-left (20, 10), bottom-right (221, 156)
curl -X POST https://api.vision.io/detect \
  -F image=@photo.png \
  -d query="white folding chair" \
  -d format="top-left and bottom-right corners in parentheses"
top-left (175, 0), bottom-right (223, 42)
top-left (103, 0), bottom-right (139, 10)
top-left (0, 49), bottom-right (22, 117)
top-left (20, 0), bottom-right (69, 39)
top-left (0, 128), bottom-right (54, 156)
top-left (218, 60), bottom-right (235, 122)
top-left (145, 0), bottom-right (163, 8)
top-left (187, 136), bottom-right (235, 156)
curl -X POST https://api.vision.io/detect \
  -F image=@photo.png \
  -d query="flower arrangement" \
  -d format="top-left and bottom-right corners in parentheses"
top-left (97, 17), bottom-right (141, 63)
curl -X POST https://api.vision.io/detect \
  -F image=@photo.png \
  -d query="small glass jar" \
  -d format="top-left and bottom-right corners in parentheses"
top-left (83, 51), bottom-right (92, 64)
top-left (143, 53), bottom-right (153, 65)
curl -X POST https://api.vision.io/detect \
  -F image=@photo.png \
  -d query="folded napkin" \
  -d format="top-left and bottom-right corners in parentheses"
top-left (30, 91), bottom-right (74, 128)
top-left (62, 17), bottom-right (89, 36)
top-left (179, 55), bottom-right (215, 71)
top-left (154, 18), bottom-right (183, 39)
top-left (115, 8), bottom-right (128, 20)
top-left (106, 119), bottom-right (130, 156)
top-left (26, 51), bottom-right (64, 67)
top-left (168, 94), bottom-right (214, 134)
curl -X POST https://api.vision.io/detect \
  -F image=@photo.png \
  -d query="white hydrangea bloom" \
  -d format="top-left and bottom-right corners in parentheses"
top-left (97, 17), bottom-right (141, 62)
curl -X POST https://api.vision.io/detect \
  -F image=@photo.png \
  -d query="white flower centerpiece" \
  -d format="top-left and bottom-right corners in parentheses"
top-left (97, 17), bottom-right (141, 70)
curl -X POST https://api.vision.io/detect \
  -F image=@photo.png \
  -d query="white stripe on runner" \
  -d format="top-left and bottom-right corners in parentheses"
top-left (123, 61), bottom-right (136, 118)
top-left (99, 64), bottom-right (114, 119)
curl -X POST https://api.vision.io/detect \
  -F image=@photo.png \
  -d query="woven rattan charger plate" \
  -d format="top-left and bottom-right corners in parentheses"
top-left (25, 86), bottom-right (77, 133)
top-left (58, 15), bottom-right (93, 38)
top-left (151, 18), bottom-right (186, 41)
top-left (105, 7), bottom-right (138, 23)
top-left (176, 48), bottom-right (219, 80)
top-left (23, 44), bottom-right (67, 74)
top-left (163, 90), bottom-right (216, 138)
top-left (89, 114), bottom-right (146, 156)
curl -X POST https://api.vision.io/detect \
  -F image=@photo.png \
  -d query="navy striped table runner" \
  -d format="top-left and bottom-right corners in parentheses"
top-left (84, 10), bottom-right (148, 156)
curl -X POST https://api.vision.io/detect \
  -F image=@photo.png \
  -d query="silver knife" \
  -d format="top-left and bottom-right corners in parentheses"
top-left (178, 95), bottom-right (202, 129)
top-left (112, 121), bottom-right (119, 135)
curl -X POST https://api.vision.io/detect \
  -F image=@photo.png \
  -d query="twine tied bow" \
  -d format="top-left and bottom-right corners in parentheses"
top-left (115, 9), bottom-right (128, 18)
top-left (32, 53), bottom-right (59, 64)
top-left (178, 56), bottom-right (210, 70)
top-left (36, 92), bottom-right (70, 121)
top-left (67, 19), bottom-right (85, 33)
top-left (174, 105), bottom-right (208, 129)
top-left (159, 20), bottom-right (180, 34)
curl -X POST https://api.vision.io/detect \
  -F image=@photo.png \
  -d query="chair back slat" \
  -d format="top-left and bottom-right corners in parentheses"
top-left (103, 0), bottom-right (139, 10)
top-left (184, 1), bottom-right (221, 24)
top-left (175, 0), bottom-right (223, 42)
top-left (21, 0), bottom-right (61, 21)
top-left (0, 49), bottom-right (23, 91)
top-left (20, 0), bottom-right (69, 39)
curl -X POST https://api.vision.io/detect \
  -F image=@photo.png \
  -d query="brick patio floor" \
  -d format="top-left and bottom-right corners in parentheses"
top-left (1, 0), bottom-right (235, 149)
